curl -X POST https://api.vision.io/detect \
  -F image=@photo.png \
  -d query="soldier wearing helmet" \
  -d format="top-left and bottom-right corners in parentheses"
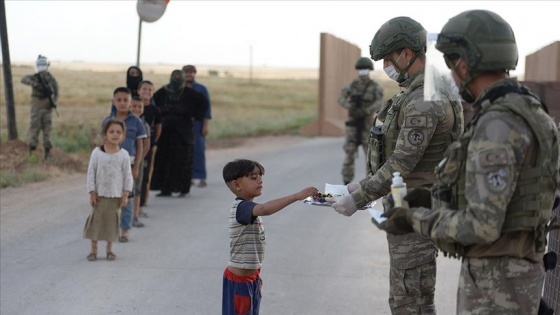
top-left (332, 16), bottom-right (464, 314)
top-left (379, 10), bottom-right (560, 314)
top-left (21, 55), bottom-right (59, 160)
top-left (338, 57), bottom-right (383, 185)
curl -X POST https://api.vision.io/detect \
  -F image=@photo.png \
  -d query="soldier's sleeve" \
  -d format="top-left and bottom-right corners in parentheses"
top-left (338, 83), bottom-right (352, 109)
top-left (411, 111), bottom-right (532, 245)
top-left (351, 98), bottom-right (441, 207)
top-left (21, 74), bottom-right (38, 87)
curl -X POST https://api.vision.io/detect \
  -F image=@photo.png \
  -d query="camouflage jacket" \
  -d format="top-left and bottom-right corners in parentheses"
top-left (338, 78), bottom-right (383, 122)
top-left (411, 78), bottom-right (560, 262)
top-left (21, 72), bottom-right (59, 101)
top-left (351, 71), bottom-right (463, 208)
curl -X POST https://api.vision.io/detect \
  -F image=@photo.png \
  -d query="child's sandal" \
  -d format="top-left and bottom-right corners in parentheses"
top-left (106, 252), bottom-right (117, 261)
top-left (87, 252), bottom-right (97, 261)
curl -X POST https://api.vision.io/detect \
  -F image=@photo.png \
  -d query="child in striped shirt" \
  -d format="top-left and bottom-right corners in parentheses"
top-left (221, 159), bottom-right (318, 315)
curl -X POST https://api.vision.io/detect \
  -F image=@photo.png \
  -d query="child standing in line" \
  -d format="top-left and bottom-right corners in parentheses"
top-left (102, 87), bottom-right (147, 243)
top-left (84, 118), bottom-right (133, 261)
top-left (221, 159), bottom-right (319, 315)
top-left (130, 96), bottom-right (150, 228)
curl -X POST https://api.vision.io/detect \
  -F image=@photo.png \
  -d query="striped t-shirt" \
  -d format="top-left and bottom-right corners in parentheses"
top-left (228, 198), bottom-right (265, 269)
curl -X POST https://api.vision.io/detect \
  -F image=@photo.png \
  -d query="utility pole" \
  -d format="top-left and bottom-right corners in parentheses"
top-left (0, 0), bottom-right (18, 140)
top-left (136, 18), bottom-right (142, 67)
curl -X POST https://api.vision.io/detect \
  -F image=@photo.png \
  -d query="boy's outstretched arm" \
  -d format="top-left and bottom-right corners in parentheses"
top-left (253, 187), bottom-right (318, 217)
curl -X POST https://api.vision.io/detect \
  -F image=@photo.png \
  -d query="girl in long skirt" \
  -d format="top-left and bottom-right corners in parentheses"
top-left (83, 118), bottom-right (133, 261)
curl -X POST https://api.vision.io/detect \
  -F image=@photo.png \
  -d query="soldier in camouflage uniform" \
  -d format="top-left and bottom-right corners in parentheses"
top-left (338, 57), bottom-right (383, 184)
top-left (380, 10), bottom-right (560, 315)
top-left (332, 17), bottom-right (464, 315)
top-left (21, 55), bottom-right (59, 160)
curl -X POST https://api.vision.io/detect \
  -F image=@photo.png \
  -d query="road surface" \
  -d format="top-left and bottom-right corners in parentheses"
top-left (0, 136), bottom-right (460, 315)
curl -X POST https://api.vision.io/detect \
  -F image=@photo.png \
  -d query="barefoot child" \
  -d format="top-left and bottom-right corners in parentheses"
top-left (83, 118), bottom-right (133, 261)
top-left (221, 159), bottom-right (319, 315)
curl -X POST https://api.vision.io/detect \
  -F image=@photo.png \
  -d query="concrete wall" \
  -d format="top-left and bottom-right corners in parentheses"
top-left (300, 33), bottom-right (361, 136)
top-left (524, 41), bottom-right (560, 82)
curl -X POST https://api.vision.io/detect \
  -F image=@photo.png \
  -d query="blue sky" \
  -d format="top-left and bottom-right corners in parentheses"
top-left (3, 1), bottom-right (559, 76)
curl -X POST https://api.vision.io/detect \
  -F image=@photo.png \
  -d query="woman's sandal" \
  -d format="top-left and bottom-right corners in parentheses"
top-left (106, 252), bottom-right (117, 261)
top-left (87, 252), bottom-right (97, 261)
top-left (118, 236), bottom-right (128, 243)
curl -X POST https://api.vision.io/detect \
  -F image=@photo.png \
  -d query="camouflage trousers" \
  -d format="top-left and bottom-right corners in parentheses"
top-left (28, 97), bottom-right (53, 150)
top-left (457, 256), bottom-right (543, 315)
top-left (387, 233), bottom-right (438, 315)
top-left (341, 125), bottom-right (369, 184)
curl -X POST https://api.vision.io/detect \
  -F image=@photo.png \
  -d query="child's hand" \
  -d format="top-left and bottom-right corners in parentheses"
top-left (119, 195), bottom-right (128, 208)
top-left (89, 193), bottom-right (98, 208)
top-left (295, 187), bottom-right (320, 200)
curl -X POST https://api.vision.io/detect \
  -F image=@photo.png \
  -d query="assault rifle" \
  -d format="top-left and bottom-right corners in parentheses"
top-left (37, 73), bottom-right (59, 117)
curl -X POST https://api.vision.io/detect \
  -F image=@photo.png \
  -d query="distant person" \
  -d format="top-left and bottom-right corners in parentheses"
top-left (21, 54), bottom-right (59, 160)
top-left (110, 66), bottom-right (144, 114)
top-left (183, 64), bottom-right (212, 188)
top-left (127, 66), bottom-right (143, 97)
top-left (130, 96), bottom-right (150, 228)
top-left (150, 70), bottom-right (208, 197)
top-left (137, 80), bottom-right (162, 210)
top-left (338, 57), bottom-right (383, 185)
top-left (84, 118), bottom-right (133, 261)
top-left (102, 87), bottom-right (147, 242)
top-left (221, 159), bottom-right (319, 315)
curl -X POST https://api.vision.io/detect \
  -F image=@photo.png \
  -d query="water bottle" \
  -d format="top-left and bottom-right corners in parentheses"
top-left (391, 172), bottom-right (408, 208)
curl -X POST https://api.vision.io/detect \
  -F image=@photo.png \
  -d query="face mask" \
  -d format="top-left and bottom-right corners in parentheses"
top-left (383, 65), bottom-right (400, 81)
top-left (358, 69), bottom-right (369, 77)
top-left (36, 65), bottom-right (48, 72)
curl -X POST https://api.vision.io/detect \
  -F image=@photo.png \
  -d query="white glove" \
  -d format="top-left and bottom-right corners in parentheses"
top-left (347, 182), bottom-right (360, 193)
top-left (332, 194), bottom-right (358, 217)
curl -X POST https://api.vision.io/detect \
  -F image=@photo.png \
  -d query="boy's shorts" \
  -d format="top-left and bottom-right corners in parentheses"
top-left (133, 161), bottom-right (144, 196)
top-left (222, 268), bottom-right (262, 315)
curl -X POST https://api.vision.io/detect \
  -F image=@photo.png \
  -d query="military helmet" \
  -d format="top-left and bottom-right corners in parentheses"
top-left (36, 55), bottom-right (49, 72)
top-left (435, 10), bottom-right (518, 71)
top-left (355, 57), bottom-right (374, 70)
top-left (370, 16), bottom-right (427, 61)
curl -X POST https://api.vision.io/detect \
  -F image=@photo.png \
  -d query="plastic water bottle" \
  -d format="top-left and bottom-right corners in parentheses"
top-left (391, 172), bottom-right (408, 208)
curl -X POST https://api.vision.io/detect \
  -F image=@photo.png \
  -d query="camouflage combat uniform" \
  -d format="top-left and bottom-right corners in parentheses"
top-left (21, 72), bottom-right (58, 151)
top-left (339, 78), bottom-right (383, 184)
top-left (351, 71), bottom-right (464, 314)
top-left (410, 78), bottom-right (560, 314)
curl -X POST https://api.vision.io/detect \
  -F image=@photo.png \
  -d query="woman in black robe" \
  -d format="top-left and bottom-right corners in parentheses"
top-left (150, 70), bottom-right (209, 197)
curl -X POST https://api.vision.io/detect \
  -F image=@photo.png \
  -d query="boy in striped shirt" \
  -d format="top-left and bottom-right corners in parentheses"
top-left (222, 159), bottom-right (318, 315)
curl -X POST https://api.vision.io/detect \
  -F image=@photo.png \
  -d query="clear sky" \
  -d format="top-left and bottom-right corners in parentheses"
top-left (3, 1), bottom-right (559, 76)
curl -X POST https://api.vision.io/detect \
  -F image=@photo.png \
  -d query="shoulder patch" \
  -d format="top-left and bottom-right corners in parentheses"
top-left (407, 129), bottom-right (425, 145)
top-left (485, 169), bottom-right (509, 193)
top-left (405, 115), bottom-right (427, 128)
top-left (478, 148), bottom-right (509, 167)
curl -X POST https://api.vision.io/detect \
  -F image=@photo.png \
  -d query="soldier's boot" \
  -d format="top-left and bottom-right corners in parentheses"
top-left (44, 148), bottom-right (51, 161)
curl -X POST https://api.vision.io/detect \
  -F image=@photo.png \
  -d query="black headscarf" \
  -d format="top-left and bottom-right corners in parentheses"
top-left (164, 70), bottom-right (185, 100)
top-left (126, 66), bottom-right (143, 97)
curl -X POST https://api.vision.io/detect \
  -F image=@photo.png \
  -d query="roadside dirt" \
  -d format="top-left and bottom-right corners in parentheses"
top-left (0, 135), bottom-right (307, 193)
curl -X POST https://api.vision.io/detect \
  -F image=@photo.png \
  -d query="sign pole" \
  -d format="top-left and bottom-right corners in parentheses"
top-left (136, 18), bottom-right (142, 67)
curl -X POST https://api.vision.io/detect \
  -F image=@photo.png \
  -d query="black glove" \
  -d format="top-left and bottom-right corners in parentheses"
top-left (403, 187), bottom-right (432, 208)
top-left (378, 207), bottom-right (414, 235)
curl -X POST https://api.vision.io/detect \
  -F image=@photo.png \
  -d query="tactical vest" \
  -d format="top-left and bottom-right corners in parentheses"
top-left (368, 79), bottom-right (462, 175)
top-left (31, 73), bottom-right (54, 99)
top-left (432, 84), bottom-right (560, 258)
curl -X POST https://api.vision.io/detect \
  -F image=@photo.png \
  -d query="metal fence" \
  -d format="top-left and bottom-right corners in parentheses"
top-left (543, 204), bottom-right (560, 312)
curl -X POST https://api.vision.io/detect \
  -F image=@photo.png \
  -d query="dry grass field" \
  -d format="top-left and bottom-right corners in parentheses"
top-left (0, 61), bottom-right (399, 187)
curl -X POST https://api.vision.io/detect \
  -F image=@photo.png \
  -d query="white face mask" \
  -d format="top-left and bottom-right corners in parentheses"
top-left (358, 69), bottom-right (370, 77)
top-left (383, 65), bottom-right (400, 81)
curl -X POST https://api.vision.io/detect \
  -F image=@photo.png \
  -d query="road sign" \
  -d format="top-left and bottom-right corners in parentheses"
top-left (137, 0), bottom-right (168, 23)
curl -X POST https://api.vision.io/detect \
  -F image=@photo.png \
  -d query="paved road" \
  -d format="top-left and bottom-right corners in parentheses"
top-left (0, 136), bottom-right (460, 315)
